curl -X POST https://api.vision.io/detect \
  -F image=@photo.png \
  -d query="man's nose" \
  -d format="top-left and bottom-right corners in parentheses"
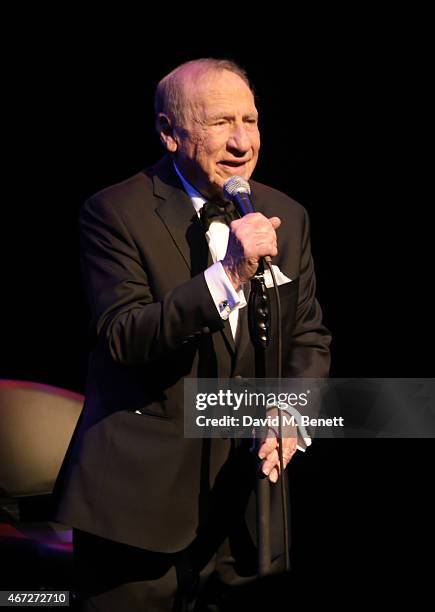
top-left (227, 124), bottom-right (251, 153)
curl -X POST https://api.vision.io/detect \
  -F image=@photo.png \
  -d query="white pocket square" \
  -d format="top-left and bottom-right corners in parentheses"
top-left (264, 264), bottom-right (292, 289)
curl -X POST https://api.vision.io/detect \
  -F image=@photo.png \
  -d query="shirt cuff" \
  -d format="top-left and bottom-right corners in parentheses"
top-left (204, 262), bottom-right (247, 320)
top-left (278, 404), bottom-right (312, 452)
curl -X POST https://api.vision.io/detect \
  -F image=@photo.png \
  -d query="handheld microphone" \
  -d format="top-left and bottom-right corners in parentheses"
top-left (223, 176), bottom-right (271, 263)
top-left (223, 175), bottom-right (254, 216)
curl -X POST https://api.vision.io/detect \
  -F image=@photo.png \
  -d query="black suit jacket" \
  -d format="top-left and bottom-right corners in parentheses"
top-left (53, 155), bottom-right (331, 554)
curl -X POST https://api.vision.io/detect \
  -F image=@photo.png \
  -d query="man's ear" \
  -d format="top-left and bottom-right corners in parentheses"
top-left (157, 113), bottom-right (178, 153)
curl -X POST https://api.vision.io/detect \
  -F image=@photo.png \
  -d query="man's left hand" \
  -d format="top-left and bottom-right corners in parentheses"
top-left (257, 425), bottom-right (298, 483)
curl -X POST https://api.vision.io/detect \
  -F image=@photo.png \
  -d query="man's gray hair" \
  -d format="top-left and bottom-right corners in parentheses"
top-left (154, 58), bottom-right (252, 130)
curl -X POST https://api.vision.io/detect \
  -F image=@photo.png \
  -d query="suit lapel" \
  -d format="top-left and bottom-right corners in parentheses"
top-left (153, 160), bottom-right (207, 273)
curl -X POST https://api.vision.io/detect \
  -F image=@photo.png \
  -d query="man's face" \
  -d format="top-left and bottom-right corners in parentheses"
top-left (166, 69), bottom-right (260, 198)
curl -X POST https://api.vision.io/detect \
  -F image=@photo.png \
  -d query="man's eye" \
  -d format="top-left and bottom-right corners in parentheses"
top-left (213, 121), bottom-right (227, 126)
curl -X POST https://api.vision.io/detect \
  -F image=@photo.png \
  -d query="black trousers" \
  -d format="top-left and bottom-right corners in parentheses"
top-left (72, 528), bottom-right (286, 611)
top-left (72, 441), bottom-right (289, 610)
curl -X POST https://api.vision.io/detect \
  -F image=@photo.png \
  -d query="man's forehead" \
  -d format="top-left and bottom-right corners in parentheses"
top-left (181, 68), bottom-right (252, 98)
top-left (190, 99), bottom-right (258, 124)
top-left (183, 73), bottom-right (255, 112)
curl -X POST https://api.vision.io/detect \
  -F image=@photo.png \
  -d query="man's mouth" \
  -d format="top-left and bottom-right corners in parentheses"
top-left (218, 160), bottom-right (249, 168)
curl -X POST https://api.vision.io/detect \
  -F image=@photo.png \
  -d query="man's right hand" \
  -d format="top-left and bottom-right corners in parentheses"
top-left (222, 213), bottom-right (281, 290)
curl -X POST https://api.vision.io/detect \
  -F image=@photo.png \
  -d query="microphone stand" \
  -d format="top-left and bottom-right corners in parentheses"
top-left (248, 255), bottom-right (290, 576)
top-left (248, 256), bottom-right (272, 577)
top-left (222, 179), bottom-right (290, 577)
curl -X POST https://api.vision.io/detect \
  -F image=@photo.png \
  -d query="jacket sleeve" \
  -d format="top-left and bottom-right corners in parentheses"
top-left (79, 195), bottom-right (224, 366)
top-left (287, 207), bottom-right (332, 378)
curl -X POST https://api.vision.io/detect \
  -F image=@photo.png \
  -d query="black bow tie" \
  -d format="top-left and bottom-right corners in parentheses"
top-left (200, 199), bottom-right (240, 231)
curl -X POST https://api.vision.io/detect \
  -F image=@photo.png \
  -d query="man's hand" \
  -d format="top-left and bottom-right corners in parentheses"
top-left (222, 213), bottom-right (281, 290)
top-left (257, 421), bottom-right (298, 483)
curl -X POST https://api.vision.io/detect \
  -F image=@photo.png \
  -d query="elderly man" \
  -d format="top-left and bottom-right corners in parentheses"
top-left (54, 58), bottom-right (331, 611)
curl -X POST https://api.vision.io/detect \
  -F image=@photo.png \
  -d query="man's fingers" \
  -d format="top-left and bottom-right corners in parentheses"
top-left (268, 216), bottom-right (281, 230)
top-left (282, 437), bottom-right (298, 456)
top-left (257, 435), bottom-right (278, 459)
top-left (260, 441), bottom-right (298, 482)
top-left (261, 449), bottom-right (279, 476)
top-left (258, 431), bottom-right (296, 460)
top-left (261, 448), bottom-right (292, 477)
top-left (268, 468), bottom-right (279, 483)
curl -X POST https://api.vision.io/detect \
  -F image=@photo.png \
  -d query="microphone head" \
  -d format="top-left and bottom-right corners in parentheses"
top-left (223, 176), bottom-right (251, 199)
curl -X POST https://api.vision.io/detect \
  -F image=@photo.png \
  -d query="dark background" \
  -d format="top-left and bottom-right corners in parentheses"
top-left (3, 15), bottom-right (433, 602)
